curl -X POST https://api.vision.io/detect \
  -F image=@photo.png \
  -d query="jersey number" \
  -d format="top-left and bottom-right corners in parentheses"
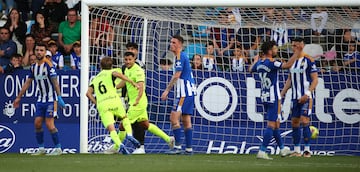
top-left (259, 73), bottom-right (271, 89)
top-left (98, 81), bottom-right (107, 94)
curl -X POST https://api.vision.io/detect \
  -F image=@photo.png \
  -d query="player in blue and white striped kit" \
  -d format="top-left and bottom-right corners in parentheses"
top-left (14, 43), bottom-right (66, 156)
top-left (161, 35), bottom-right (197, 155)
top-left (250, 41), bottom-right (299, 160)
top-left (281, 37), bottom-right (319, 158)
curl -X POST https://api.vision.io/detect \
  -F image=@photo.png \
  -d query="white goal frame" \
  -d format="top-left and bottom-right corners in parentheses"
top-left (80, 0), bottom-right (359, 153)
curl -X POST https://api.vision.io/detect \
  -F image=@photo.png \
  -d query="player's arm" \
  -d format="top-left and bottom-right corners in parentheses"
top-left (116, 80), bottom-right (126, 89)
top-left (13, 78), bottom-right (34, 108)
top-left (86, 86), bottom-right (96, 105)
top-left (112, 71), bottom-right (138, 88)
top-left (161, 71), bottom-right (181, 101)
top-left (298, 70), bottom-right (318, 104)
top-left (281, 51), bottom-right (300, 69)
top-left (133, 81), bottom-right (144, 106)
top-left (281, 74), bottom-right (292, 98)
top-left (51, 77), bottom-right (67, 108)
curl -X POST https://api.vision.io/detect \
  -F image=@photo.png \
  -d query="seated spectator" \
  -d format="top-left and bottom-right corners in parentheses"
top-left (232, 45), bottom-right (248, 72)
top-left (47, 40), bottom-right (64, 69)
top-left (159, 58), bottom-right (173, 71)
top-left (0, 54), bottom-right (23, 74)
top-left (70, 41), bottom-right (81, 69)
top-left (343, 41), bottom-right (360, 72)
top-left (30, 10), bottom-right (53, 44)
top-left (202, 42), bottom-right (216, 71)
top-left (3, 8), bottom-right (27, 53)
top-left (41, 0), bottom-right (68, 33)
top-left (58, 8), bottom-right (81, 54)
top-left (191, 54), bottom-right (203, 70)
top-left (0, 27), bottom-right (17, 66)
top-left (311, 7), bottom-right (328, 36)
top-left (22, 34), bottom-right (36, 67)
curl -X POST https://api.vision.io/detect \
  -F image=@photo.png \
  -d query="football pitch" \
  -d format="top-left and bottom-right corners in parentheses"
top-left (1, 154), bottom-right (359, 172)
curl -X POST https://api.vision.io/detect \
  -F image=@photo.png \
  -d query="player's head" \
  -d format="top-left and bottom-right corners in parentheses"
top-left (261, 41), bottom-right (277, 57)
top-left (35, 43), bottom-right (47, 61)
top-left (125, 42), bottom-right (138, 57)
top-left (170, 35), bottom-right (184, 53)
top-left (291, 37), bottom-right (305, 52)
top-left (124, 51), bottom-right (136, 68)
top-left (100, 57), bottom-right (113, 70)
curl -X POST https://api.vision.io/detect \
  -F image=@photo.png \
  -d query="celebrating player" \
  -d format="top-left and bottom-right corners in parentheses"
top-left (161, 35), bottom-right (197, 155)
top-left (249, 40), bottom-right (299, 160)
top-left (117, 51), bottom-right (174, 152)
top-left (86, 57), bottom-right (140, 154)
top-left (13, 43), bottom-right (65, 156)
top-left (281, 37), bottom-right (319, 158)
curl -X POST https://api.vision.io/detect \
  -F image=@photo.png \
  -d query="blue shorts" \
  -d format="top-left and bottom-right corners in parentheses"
top-left (173, 96), bottom-right (194, 115)
top-left (264, 100), bottom-right (281, 122)
top-left (35, 102), bottom-right (56, 118)
top-left (290, 99), bottom-right (313, 118)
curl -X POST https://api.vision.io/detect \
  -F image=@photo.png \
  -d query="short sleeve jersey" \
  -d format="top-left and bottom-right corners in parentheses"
top-left (89, 69), bottom-right (119, 107)
top-left (125, 63), bottom-right (148, 109)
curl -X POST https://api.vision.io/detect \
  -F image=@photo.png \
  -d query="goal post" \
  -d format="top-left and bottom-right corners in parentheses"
top-left (80, 0), bottom-right (360, 154)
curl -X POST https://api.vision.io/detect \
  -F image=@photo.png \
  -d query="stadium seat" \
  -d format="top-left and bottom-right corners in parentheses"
top-left (26, 20), bottom-right (35, 34)
top-left (184, 43), bottom-right (206, 59)
top-left (192, 25), bottom-right (209, 37)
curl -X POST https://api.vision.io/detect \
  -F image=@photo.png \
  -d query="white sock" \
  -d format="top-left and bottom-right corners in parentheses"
top-left (304, 146), bottom-right (310, 152)
top-left (294, 146), bottom-right (301, 153)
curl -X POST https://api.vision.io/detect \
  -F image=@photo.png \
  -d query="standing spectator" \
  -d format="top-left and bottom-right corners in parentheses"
top-left (70, 41), bottom-right (81, 69)
top-left (41, 0), bottom-right (68, 33)
top-left (58, 8), bottom-right (81, 54)
top-left (0, 0), bottom-right (15, 19)
top-left (0, 53), bottom-right (23, 74)
top-left (202, 42), bottom-right (216, 71)
top-left (343, 41), bottom-right (360, 73)
top-left (0, 27), bottom-right (17, 66)
top-left (159, 59), bottom-right (173, 71)
top-left (311, 7), bottom-right (328, 36)
top-left (47, 40), bottom-right (64, 69)
top-left (232, 45), bottom-right (248, 72)
top-left (22, 34), bottom-right (36, 67)
top-left (4, 8), bottom-right (27, 53)
top-left (30, 10), bottom-right (53, 44)
top-left (209, 11), bottom-right (235, 56)
top-left (191, 54), bottom-right (203, 70)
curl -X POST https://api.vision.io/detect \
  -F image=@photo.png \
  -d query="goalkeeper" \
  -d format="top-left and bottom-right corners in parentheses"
top-left (86, 57), bottom-right (140, 154)
top-left (116, 51), bottom-right (174, 153)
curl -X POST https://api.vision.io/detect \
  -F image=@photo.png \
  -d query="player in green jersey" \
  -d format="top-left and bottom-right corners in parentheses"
top-left (86, 57), bottom-right (140, 154)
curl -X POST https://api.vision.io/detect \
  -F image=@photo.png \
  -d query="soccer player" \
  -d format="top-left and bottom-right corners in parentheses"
top-left (13, 43), bottom-right (66, 156)
top-left (86, 57), bottom-right (141, 154)
top-left (161, 35), bottom-right (197, 155)
top-left (249, 40), bottom-right (299, 160)
top-left (117, 51), bottom-right (174, 152)
top-left (281, 37), bottom-right (319, 158)
top-left (120, 42), bottom-right (147, 154)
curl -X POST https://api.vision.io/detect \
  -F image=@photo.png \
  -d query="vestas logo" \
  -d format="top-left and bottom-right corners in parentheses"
top-left (0, 125), bottom-right (16, 153)
top-left (88, 135), bottom-right (113, 153)
top-left (256, 130), bottom-right (293, 145)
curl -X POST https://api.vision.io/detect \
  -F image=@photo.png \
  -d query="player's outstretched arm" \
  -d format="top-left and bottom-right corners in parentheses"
top-left (86, 86), bottom-right (96, 105)
top-left (161, 71), bottom-right (181, 100)
top-left (281, 74), bottom-right (292, 98)
top-left (13, 78), bottom-right (34, 108)
top-left (112, 71), bottom-right (138, 88)
top-left (281, 51), bottom-right (300, 69)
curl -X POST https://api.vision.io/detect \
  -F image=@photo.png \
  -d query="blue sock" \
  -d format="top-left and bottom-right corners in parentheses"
top-left (50, 129), bottom-right (61, 148)
top-left (35, 130), bottom-right (44, 147)
top-left (292, 127), bottom-right (301, 146)
top-left (303, 125), bottom-right (311, 147)
top-left (260, 127), bottom-right (273, 152)
top-left (173, 128), bottom-right (182, 146)
top-left (184, 128), bottom-right (193, 149)
top-left (273, 129), bottom-right (284, 149)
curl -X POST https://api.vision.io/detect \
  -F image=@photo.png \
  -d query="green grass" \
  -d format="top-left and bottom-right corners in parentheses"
top-left (0, 154), bottom-right (359, 172)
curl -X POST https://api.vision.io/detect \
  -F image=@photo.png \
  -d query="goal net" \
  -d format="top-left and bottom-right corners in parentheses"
top-left (83, 5), bottom-right (360, 155)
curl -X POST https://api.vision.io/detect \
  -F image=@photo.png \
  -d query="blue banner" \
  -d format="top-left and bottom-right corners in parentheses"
top-left (1, 70), bottom-right (359, 155)
top-left (0, 70), bottom-right (80, 154)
